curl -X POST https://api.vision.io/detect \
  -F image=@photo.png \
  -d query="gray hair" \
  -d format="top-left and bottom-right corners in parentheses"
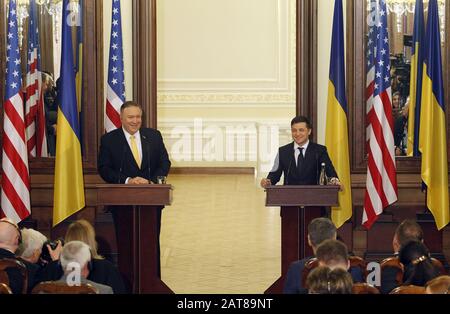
top-left (18, 228), bottom-right (47, 258)
top-left (60, 241), bottom-right (91, 272)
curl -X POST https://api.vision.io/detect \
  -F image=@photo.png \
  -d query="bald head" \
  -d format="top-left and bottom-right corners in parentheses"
top-left (0, 218), bottom-right (21, 253)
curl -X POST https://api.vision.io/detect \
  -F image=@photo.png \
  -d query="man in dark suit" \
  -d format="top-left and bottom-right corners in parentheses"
top-left (98, 101), bottom-right (171, 290)
top-left (283, 217), bottom-right (337, 294)
top-left (260, 116), bottom-right (340, 188)
top-left (0, 218), bottom-right (26, 294)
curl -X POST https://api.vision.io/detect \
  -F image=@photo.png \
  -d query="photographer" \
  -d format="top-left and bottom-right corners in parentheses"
top-left (16, 228), bottom-right (62, 291)
top-left (37, 220), bottom-right (126, 293)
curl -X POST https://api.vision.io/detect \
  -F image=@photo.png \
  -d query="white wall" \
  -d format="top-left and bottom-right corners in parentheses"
top-left (157, 0), bottom-right (296, 173)
top-left (103, 0), bottom-right (133, 103)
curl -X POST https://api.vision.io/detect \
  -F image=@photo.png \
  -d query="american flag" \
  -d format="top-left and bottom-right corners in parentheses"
top-left (1, 0), bottom-right (31, 222)
top-left (105, 0), bottom-right (125, 133)
top-left (25, 0), bottom-right (48, 157)
top-left (363, 0), bottom-right (398, 229)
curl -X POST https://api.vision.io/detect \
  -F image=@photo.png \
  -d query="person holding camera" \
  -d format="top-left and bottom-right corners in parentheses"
top-left (38, 220), bottom-right (125, 293)
top-left (16, 228), bottom-right (62, 292)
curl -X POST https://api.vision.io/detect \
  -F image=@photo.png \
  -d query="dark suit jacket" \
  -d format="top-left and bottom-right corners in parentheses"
top-left (267, 142), bottom-right (338, 185)
top-left (283, 256), bottom-right (365, 294)
top-left (283, 257), bottom-right (312, 294)
top-left (0, 248), bottom-right (24, 294)
top-left (98, 128), bottom-right (171, 184)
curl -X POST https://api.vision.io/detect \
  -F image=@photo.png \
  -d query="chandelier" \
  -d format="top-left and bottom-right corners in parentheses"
top-left (368, 0), bottom-right (445, 42)
top-left (11, 0), bottom-right (81, 48)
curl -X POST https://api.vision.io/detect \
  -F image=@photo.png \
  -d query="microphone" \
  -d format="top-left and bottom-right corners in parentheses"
top-left (118, 144), bottom-right (127, 184)
top-left (315, 153), bottom-right (319, 185)
top-left (142, 135), bottom-right (152, 183)
top-left (285, 158), bottom-right (292, 185)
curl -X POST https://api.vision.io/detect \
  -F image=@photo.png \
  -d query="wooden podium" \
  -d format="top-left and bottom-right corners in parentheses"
top-left (97, 184), bottom-right (173, 294)
top-left (264, 185), bottom-right (339, 294)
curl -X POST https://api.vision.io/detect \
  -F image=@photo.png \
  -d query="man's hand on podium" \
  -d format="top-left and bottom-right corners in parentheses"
top-left (329, 177), bottom-right (343, 191)
top-left (260, 178), bottom-right (272, 189)
top-left (128, 177), bottom-right (151, 185)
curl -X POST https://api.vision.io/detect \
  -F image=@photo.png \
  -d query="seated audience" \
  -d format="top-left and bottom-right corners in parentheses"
top-left (399, 240), bottom-right (440, 287)
top-left (39, 219), bottom-right (125, 293)
top-left (284, 218), bottom-right (363, 294)
top-left (306, 266), bottom-right (353, 294)
top-left (315, 239), bottom-right (350, 271)
top-left (58, 241), bottom-right (113, 294)
top-left (381, 219), bottom-right (423, 294)
top-left (283, 218), bottom-right (337, 294)
top-left (0, 218), bottom-right (25, 294)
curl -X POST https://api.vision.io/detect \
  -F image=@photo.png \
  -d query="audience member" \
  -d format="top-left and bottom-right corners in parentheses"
top-left (399, 240), bottom-right (440, 287)
top-left (306, 266), bottom-right (353, 294)
top-left (381, 219), bottom-right (424, 294)
top-left (58, 241), bottom-right (113, 294)
top-left (39, 219), bottom-right (125, 293)
top-left (315, 239), bottom-right (349, 270)
top-left (283, 218), bottom-right (336, 294)
top-left (16, 228), bottom-right (53, 291)
top-left (0, 218), bottom-right (25, 294)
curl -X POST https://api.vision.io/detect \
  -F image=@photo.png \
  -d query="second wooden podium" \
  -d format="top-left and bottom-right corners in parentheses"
top-left (264, 185), bottom-right (339, 294)
top-left (97, 184), bottom-right (173, 294)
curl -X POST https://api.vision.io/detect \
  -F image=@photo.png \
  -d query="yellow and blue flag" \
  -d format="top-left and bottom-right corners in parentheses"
top-left (407, 0), bottom-right (425, 157)
top-left (419, 0), bottom-right (449, 230)
top-left (53, 0), bottom-right (85, 226)
top-left (325, 0), bottom-right (352, 228)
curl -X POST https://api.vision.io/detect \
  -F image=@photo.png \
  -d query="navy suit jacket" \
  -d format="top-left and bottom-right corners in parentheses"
top-left (283, 257), bottom-right (312, 294)
top-left (283, 256), bottom-right (365, 294)
top-left (267, 142), bottom-right (337, 185)
top-left (0, 248), bottom-right (24, 294)
top-left (98, 128), bottom-right (171, 184)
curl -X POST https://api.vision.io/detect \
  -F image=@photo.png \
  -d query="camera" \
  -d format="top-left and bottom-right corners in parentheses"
top-left (39, 238), bottom-right (64, 267)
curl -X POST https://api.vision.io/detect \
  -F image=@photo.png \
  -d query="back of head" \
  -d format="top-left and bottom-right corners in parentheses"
top-left (0, 218), bottom-right (20, 252)
top-left (308, 218), bottom-right (337, 248)
top-left (65, 219), bottom-right (102, 259)
top-left (60, 241), bottom-right (91, 273)
top-left (395, 219), bottom-right (423, 247)
top-left (425, 275), bottom-right (450, 294)
top-left (306, 266), bottom-right (353, 294)
top-left (399, 240), bottom-right (439, 286)
top-left (316, 239), bottom-right (349, 270)
top-left (17, 228), bottom-right (47, 259)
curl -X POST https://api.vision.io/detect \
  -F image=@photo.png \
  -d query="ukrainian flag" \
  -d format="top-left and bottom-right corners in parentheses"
top-left (53, 0), bottom-right (85, 226)
top-left (407, 0), bottom-right (425, 157)
top-left (325, 0), bottom-right (352, 228)
top-left (419, 0), bottom-right (449, 230)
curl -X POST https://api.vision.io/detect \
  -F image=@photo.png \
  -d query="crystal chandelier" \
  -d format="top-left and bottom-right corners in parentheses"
top-left (368, 0), bottom-right (445, 43)
top-left (12, 0), bottom-right (68, 47)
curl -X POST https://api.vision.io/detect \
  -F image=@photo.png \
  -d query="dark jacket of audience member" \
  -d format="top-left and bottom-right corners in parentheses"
top-left (0, 248), bottom-right (25, 294)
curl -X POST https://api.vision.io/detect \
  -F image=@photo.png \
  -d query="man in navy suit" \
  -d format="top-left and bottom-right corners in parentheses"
top-left (261, 116), bottom-right (339, 188)
top-left (98, 101), bottom-right (171, 290)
